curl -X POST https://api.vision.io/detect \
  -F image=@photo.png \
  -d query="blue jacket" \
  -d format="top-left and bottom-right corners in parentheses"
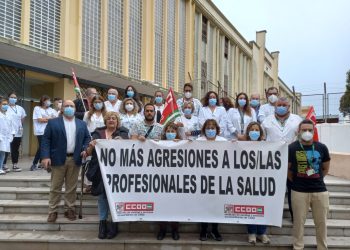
top-left (41, 117), bottom-right (90, 166)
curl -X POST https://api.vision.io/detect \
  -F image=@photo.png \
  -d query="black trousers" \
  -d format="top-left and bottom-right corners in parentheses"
top-left (4, 137), bottom-right (22, 165)
top-left (33, 135), bottom-right (43, 165)
top-left (201, 223), bottom-right (218, 232)
top-left (287, 179), bottom-right (293, 221)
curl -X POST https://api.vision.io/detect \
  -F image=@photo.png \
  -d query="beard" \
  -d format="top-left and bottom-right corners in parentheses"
top-left (145, 115), bottom-right (154, 122)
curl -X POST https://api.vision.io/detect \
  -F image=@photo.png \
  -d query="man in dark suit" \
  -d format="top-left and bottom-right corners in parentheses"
top-left (41, 100), bottom-right (90, 223)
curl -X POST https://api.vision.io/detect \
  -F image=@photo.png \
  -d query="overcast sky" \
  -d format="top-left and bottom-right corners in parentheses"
top-left (212, 0), bottom-right (350, 115)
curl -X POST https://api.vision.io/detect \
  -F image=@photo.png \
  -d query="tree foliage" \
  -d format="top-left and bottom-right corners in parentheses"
top-left (339, 70), bottom-right (350, 115)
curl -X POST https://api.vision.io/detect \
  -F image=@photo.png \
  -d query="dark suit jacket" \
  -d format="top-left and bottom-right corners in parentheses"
top-left (41, 116), bottom-right (91, 166)
top-left (73, 98), bottom-right (89, 120)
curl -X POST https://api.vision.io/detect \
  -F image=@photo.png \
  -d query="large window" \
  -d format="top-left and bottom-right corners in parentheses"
top-left (166, 0), bottom-right (176, 89)
top-left (82, 0), bottom-right (101, 67)
top-left (108, 0), bottom-right (124, 74)
top-left (29, 0), bottom-right (61, 53)
top-left (0, 0), bottom-right (22, 41)
top-left (178, 0), bottom-right (186, 90)
top-left (202, 16), bottom-right (208, 43)
top-left (128, 0), bottom-right (142, 80)
top-left (154, 0), bottom-right (163, 85)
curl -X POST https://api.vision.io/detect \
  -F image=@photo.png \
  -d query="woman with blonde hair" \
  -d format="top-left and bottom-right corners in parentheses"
top-left (119, 98), bottom-right (143, 133)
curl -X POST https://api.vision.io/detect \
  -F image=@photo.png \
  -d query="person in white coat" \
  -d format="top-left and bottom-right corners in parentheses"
top-left (104, 88), bottom-right (122, 113)
top-left (119, 98), bottom-right (143, 135)
top-left (258, 87), bottom-right (279, 123)
top-left (176, 83), bottom-right (202, 117)
top-left (226, 92), bottom-right (257, 140)
top-left (175, 102), bottom-right (201, 140)
top-left (83, 95), bottom-right (106, 134)
top-left (198, 91), bottom-right (227, 136)
top-left (0, 98), bottom-right (15, 175)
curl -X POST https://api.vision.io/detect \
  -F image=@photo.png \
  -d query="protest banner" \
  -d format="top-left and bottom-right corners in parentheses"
top-left (95, 139), bottom-right (288, 227)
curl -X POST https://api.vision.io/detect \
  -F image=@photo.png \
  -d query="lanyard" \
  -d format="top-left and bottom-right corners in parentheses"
top-left (299, 141), bottom-right (315, 169)
top-left (238, 109), bottom-right (245, 134)
top-left (10, 105), bottom-right (18, 114)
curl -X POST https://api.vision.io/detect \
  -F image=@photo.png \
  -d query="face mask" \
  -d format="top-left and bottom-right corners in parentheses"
top-left (184, 92), bottom-right (192, 99)
top-left (249, 131), bottom-right (260, 141)
top-left (108, 94), bottom-right (116, 101)
top-left (155, 96), bottom-right (163, 104)
top-left (268, 94), bottom-right (278, 104)
top-left (301, 131), bottom-right (313, 141)
top-left (183, 108), bottom-right (192, 116)
top-left (127, 90), bottom-right (134, 98)
top-left (63, 107), bottom-right (75, 117)
top-left (250, 99), bottom-right (259, 107)
top-left (209, 98), bottom-right (217, 107)
top-left (275, 106), bottom-right (288, 116)
top-left (166, 132), bottom-right (177, 140)
top-left (45, 100), bottom-right (51, 107)
top-left (1, 105), bottom-right (9, 112)
top-left (94, 103), bottom-right (103, 110)
top-left (238, 99), bottom-right (246, 107)
top-left (125, 104), bottom-right (134, 112)
top-left (9, 98), bottom-right (17, 105)
top-left (205, 129), bottom-right (217, 138)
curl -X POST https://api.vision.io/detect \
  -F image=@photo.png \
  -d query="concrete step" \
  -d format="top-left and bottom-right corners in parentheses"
top-left (0, 187), bottom-right (97, 200)
top-left (282, 204), bottom-right (350, 220)
top-left (0, 231), bottom-right (349, 249)
top-left (0, 214), bottom-right (349, 237)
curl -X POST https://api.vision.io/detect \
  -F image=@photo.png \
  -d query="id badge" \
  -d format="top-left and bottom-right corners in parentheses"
top-left (306, 169), bottom-right (315, 176)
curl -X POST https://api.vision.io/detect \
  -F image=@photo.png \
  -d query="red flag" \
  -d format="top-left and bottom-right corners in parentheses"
top-left (306, 106), bottom-right (319, 142)
top-left (71, 68), bottom-right (81, 93)
top-left (159, 88), bottom-right (181, 125)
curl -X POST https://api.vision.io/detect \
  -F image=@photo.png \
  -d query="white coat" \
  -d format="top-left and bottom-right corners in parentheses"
top-left (0, 112), bottom-right (15, 152)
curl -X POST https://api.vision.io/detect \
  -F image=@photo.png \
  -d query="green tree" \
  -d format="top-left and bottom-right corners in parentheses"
top-left (339, 70), bottom-right (350, 115)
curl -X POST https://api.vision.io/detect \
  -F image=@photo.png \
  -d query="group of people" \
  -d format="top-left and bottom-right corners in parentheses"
top-left (0, 84), bottom-right (330, 249)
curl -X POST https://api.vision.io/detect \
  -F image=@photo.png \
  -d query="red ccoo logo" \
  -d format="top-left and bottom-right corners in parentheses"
top-left (233, 205), bottom-right (264, 215)
top-left (124, 202), bottom-right (154, 212)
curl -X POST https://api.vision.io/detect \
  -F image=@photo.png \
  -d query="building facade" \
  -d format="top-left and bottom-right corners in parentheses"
top-left (0, 0), bottom-right (301, 156)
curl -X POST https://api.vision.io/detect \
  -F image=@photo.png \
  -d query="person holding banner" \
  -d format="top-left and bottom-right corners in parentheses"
top-left (130, 103), bottom-right (163, 140)
top-left (124, 85), bottom-right (143, 113)
top-left (241, 121), bottom-right (270, 244)
top-left (86, 111), bottom-right (129, 239)
top-left (176, 83), bottom-right (202, 117)
top-left (83, 96), bottom-right (106, 134)
top-left (153, 90), bottom-right (165, 123)
top-left (175, 102), bottom-right (201, 140)
top-left (156, 122), bottom-right (181, 240)
top-left (197, 119), bottom-right (226, 241)
top-left (198, 91), bottom-right (228, 137)
top-left (119, 98), bottom-right (143, 134)
top-left (74, 87), bottom-right (97, 120)
top-left (226, 92), bottom-right (257, 140)
top-left (288, 119), bottom-right (330, 250)
top-left (104, 88), bottom-right (122, 113)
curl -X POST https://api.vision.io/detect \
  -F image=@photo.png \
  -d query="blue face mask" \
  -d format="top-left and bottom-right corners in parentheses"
top-left (250, 99), bottom-right (259, 107)
top-left (1, 104), bottom-right (9, 112)
top-left (45, 100), bottom-right (51, 107)
top-left (249, 131), bottom-right (260, 141)
top-left (166, 132), bottom-right (177, 140)
top-left (9, 98), bottom-right (17, 105)
top-left (94, 103), bottom-right (103, 110)
top-left (238, 99), bottom-right (247, 107)
top-left (63, 106), bottom-right (75, 117)
top-left (108, 94), bottom-right (116, 101)
top-left (205, 129), bottom-right (217, 138)
top-left (275, 106), bottom-right (288, 116)
top-left (209, 98), bottom-right (217, 106)
top-left (155, 96), bottom-right (163, 104)
top-left (127, 90), bottom-right (134, 98)
top-left (183, 108), bottom-right (192, 116)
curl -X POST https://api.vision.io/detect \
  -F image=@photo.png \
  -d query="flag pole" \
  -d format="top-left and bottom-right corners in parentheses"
top-left (72, 68), bottom-right (87, 113)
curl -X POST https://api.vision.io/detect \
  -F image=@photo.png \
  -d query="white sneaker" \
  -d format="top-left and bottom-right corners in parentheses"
top-left (248, 234), bottom-right (256, 244)
top-left (0, 169), bottom-right (6, 175)
top-left (3, 165), bottom-right (10, 173)
top-left (257, 234), bottom-right (270, 244)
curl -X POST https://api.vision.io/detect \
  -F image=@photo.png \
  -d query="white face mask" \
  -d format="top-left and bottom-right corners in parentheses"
top-left (184, 92), bottom-right (192, 99)
top-left (125, 104), bottom-right (134, 112)
top-left (268, 94), bottom-right (278, 104)
top-left (301, 131), bottom-right (313, 141)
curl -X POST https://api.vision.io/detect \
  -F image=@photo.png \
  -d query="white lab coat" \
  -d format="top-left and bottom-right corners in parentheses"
top-left (198, 106), bottom-right (228, 136)
top-left (226, 108), bottom-right (257, 139)
top-left (258, 103), bottom-right (275, 123)
top-left (0, 112), bottom-right (15, 152)
top-left (261, 114), bottom-right (302, 144)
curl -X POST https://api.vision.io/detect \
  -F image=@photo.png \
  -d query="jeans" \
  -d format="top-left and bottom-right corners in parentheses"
top-left (247, 224), bottom-right (267, 235)
top-left (33, 135), bottom-right (43, 165)
top-left (4, 137), bottom-right (22, 164)
top-left (0, 151), bottom-right (6, 170)
top-left (98, 192), bottom-right (109, 220)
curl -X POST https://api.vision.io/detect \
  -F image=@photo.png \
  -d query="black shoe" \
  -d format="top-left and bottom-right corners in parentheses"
top-left (30, 164), bottom-right (37, 171)
top-left (199, 231), bottom-right (208, 241)
top-left (210, 230), bottom-right (222, 241)
top-left (172, 230), bottom-right (180, 240)
top-left (157, 230), bottom-right (166, 240)
top-left (107, 222), bottom-right (118, 239)
top-left (98, 220), bottom-right (107, 239)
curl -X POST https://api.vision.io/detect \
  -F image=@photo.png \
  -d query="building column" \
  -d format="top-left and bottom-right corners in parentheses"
top-left (174, 0), bottom-right (180, 92)
top-left (100, 0), bottom-right (108, 70)
top-left (185, 0), bottom-right (195, 84)
top-left (271, 51), bottom-right (280, 88)
top-left (20, 0), bottom-right (30, 45)
top-left (123, 0), bottom-right (130, 76)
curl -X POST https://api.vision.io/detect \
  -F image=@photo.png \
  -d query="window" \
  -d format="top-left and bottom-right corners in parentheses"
top-left (29, 0), bottom-right (61, 53)
top-left (224, 37), bottom-right (229, 59)
top-left (128, 0), bottom-right (142, 79)
top-left (0, 0), bottom-right (22, 41)
top-left (202, 16), bottom-right (207, 43)
top-left (178, 0), bottom-right (186, 90)
top-left (167, 0), bottom-right (176, 88)
top-left (154, 0), bottom-right (163, 85)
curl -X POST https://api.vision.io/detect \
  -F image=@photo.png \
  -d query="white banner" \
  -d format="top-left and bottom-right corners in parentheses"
top-left (95, 140), bottom-right (288, 227)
